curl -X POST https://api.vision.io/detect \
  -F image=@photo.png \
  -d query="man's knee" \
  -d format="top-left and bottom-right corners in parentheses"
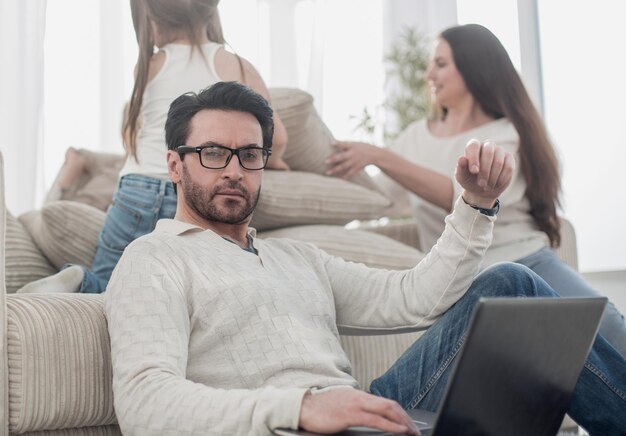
top-left (469, 262), bottom-right (556, 299)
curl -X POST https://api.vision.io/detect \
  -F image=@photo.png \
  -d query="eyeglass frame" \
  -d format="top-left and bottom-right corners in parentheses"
top-left (176, 143), bottom-right (272, 170)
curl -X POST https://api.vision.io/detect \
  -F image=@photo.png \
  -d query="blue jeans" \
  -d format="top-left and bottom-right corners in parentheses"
top-left (72, 174), bottom-right (177, 293)
top-left (370, 263), bottom-right (626, 435)
top-left (517, 246), bottom-right (626, 358)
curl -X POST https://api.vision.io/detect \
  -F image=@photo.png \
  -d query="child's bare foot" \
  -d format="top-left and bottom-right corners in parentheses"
top-left (57, 148), bottom-right (87, 189)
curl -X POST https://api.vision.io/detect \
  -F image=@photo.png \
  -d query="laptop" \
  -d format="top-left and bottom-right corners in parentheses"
top-left (276, 297), bottom-right (607, 436)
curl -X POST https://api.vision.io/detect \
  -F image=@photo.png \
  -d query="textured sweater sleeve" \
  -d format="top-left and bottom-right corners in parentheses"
top-left (104, 240), bottom-right (307, 435)
top-left (327, 197), bottom-right (495, 331)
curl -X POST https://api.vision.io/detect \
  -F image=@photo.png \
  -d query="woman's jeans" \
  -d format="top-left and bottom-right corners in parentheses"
top-left (517, 247), bottom-right (626, 358)
top-left (370, 263), bottom-right (626, 436)
top-left (71, 174), bottom-right (177, 294)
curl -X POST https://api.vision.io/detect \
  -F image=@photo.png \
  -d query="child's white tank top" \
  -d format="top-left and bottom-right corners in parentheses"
top-left (119, 42), bottom-right (222, 178)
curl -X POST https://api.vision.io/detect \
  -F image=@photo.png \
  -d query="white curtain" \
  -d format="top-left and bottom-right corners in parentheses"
top-left (0, 0), bottom-right (47, 216)
top-left (42, 0), bottom-right (132, 203)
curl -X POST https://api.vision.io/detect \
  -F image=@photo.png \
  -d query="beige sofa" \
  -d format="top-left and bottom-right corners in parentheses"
top-left (0, 89), bottom-right (581, 434)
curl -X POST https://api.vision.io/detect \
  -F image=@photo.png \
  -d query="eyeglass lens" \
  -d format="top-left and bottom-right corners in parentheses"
top-left (199, 146), bottom-right (268, 170)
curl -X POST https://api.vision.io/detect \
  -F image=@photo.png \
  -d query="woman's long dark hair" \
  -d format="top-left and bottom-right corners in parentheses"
top-left (124, 0), bottom-right (227, 160)
top-left (441, 24), bottom-right (561, 247)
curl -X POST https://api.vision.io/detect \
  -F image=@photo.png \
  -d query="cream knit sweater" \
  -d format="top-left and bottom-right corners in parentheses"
top-left (104, 197), bottom-right (494, 435)
top-left (391, 118), bottom-right (548, 266)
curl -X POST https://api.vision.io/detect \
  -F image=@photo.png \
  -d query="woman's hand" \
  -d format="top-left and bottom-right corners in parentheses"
top-left (325, 141), bottom-right (380, 179)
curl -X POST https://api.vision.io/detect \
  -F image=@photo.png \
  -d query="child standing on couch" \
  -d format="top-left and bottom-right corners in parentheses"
top-left (19, 0), bottom-right (287, 294)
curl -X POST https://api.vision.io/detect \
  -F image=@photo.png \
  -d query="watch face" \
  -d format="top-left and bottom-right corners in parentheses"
top-left (482, 199), bottom-right (500, 216)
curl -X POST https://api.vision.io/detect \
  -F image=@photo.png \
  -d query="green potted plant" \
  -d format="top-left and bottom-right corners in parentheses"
top-left (353, 27), bottom-right (431, 143)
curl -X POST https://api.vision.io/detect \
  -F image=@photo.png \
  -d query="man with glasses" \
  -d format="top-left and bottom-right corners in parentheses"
top-left (104, 81), bottom-right (626, 435)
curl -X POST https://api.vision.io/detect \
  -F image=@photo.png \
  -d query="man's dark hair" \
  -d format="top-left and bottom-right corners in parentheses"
top-left (165, 81), bottom-right (274, 152)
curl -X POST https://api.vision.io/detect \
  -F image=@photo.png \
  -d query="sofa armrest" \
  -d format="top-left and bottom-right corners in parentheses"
top-left (555, 218), bottom-right (578, 271)
top-left (5, 294), bottom-right (116, 433)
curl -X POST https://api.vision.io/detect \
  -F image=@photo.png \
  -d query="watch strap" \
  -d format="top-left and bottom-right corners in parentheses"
top-left (463, 197), bottom-right (500, 216)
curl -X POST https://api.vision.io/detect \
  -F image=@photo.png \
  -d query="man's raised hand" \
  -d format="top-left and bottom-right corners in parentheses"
top-left (455, 139), bottom-right (515, 208)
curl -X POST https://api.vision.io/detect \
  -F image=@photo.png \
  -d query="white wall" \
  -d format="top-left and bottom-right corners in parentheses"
top-left (538, 1), bottom-right (626, 272)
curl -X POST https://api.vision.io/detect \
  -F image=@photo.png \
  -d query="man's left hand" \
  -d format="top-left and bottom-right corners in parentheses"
top-left (456, 139), bottom-right (515, 209)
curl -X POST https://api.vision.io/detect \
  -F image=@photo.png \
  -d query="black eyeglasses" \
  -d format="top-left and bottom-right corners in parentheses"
top-left (176, 144), bottom-right (271, 170)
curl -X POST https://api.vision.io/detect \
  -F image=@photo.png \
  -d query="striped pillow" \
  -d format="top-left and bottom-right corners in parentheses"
top-left (258, 224), bottom-right (424, 270)
top-left (19, 202), bottom-right (106, 270)
top-left (5, 212), bottom-right (56, 293)
top-left (270, 87), bottom-right (381, 192)
top-left (252, 171), bottom-right (392, 231)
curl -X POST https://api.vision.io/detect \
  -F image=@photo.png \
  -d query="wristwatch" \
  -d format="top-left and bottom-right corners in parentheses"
top-left (463, 198), bottom-right (500, 216)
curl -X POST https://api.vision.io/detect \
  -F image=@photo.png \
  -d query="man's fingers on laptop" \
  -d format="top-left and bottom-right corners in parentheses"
top-left (299, 389), bottom-right (419, 434)
top-left (356, 412), bottom-right (419, 435)
top-left (362, 397), bottom-right (420, 434)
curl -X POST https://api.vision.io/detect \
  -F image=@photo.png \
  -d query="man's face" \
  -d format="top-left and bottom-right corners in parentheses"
top-left (176, 109), bottom-right (264, 225)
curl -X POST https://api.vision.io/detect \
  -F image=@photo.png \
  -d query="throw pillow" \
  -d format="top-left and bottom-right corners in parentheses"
top-left (258, 224), bottom-right (424, 270)
top-left (270, 87), bottom-right (381, 192)
top-left (251, 171), bottom-right (392, 231)
top-left (5, 211), bottom-right (56, 293)
top-left (19, 201), bottom-right (106, 270)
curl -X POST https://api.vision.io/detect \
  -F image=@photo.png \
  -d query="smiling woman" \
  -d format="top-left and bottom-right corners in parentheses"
top-left (325, 22), bottom-right (626, 359)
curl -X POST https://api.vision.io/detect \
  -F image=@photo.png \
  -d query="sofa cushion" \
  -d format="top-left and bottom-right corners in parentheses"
top-left (6, 294), bottom-right (116, 433)
top-left (258, 224), bottom-right (424, 270)
top-left (5, 211), bottom-right (56, 293)
top-left (19, 201), bottom-right (106, 270)
top-left (270, 87), bottom-right (381, 192)
top-left (252, 171), bottom-right (392, 231)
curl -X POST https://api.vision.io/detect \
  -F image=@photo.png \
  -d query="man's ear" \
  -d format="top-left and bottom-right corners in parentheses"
top-left (167, 150), bottom-right (183, 185)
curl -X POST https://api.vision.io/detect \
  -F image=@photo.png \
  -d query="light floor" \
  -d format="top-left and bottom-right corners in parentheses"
top-left (582, 269), bottom-right (626, 314)
top-left (569, 270), bottom-right (625, 436)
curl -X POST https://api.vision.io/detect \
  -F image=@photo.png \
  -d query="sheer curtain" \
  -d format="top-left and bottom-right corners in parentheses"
top-left (42, 0), bottom-right (133, 207)
top-left (223, 0), bottom-right (387, 141)
top-left (0, 0), bottom-right (133, 215)
top-left (0, 0), bottom-right (47, 216)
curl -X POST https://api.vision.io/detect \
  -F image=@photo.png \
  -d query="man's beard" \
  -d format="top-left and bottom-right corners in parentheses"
top-left (181, 166), bottom-right (260, 225)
